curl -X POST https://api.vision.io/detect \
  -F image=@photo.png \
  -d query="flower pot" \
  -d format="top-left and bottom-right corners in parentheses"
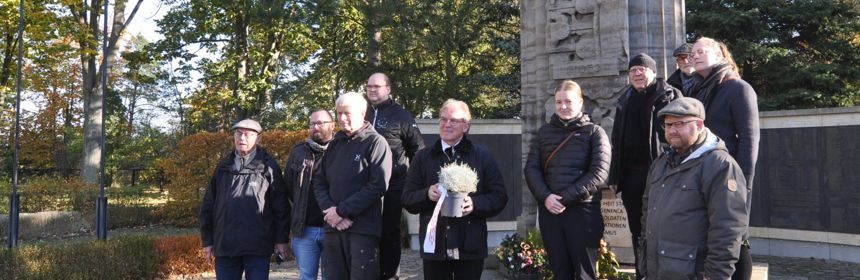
top-left (441, 193), bottom-right (468, 217)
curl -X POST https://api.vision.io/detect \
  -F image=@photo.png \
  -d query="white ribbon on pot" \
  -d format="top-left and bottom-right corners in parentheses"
top-left (423, 184), bottom-right (448, 253)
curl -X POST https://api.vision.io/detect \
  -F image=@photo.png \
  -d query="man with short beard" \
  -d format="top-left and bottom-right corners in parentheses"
top-left (607, 53), bottom-right (681, 279)
top-left (365, 72), bottom-right (425, 280)
top-left (315, 92), bottom-right (393, 279)
top-left (640, 97), bottom-right (748, 279)
top-left (285, 109), bottom-right (336, 280)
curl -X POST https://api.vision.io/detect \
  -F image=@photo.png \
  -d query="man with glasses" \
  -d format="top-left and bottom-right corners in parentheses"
top-left (639, 97), bottom-right (748, 279)
top-left (402, 99), bottom-right (507, 279)
top-left (285, 109), bottom-right (336, 280)
top-left (315, 92), bottom-right (393, 279)
top-left (607, 53), bottom-right (681, 279)
top-left (364, 72), bottom-right (425, 280)
top-left (667, 43), bottom-right (699, 95)
top-left (200, 119), bottom-right (290, 280)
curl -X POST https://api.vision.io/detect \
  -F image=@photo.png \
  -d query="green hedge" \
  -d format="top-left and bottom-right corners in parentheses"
top-left (0, 234), bottom-right (210, 279)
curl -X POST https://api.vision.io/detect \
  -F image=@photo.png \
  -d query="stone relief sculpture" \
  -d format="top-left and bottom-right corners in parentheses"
top-left (546, 0), bottom-right (627, 80)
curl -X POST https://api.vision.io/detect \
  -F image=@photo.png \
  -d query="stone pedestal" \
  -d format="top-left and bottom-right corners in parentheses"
top-left (601, 189), bottom-right (635, 264)
top-left (520, 0), bottom-right (685, 263)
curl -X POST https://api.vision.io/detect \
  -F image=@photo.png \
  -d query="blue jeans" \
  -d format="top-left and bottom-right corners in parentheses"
top-left (292, 226), bottom-right (325, 280)
top-left (214, 255), bottom-right (270, 280)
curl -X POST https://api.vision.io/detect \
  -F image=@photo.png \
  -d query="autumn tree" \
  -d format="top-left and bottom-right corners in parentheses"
top-left (68, 0), bottom-right (144, 184)
top-left (152, 0), bottom-right (317, 131)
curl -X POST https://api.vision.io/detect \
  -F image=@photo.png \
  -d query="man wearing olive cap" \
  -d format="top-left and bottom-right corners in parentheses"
top-left (639, 98), bottom-right (749, 279)
top-left (200, 119), bottom-right (291, 279)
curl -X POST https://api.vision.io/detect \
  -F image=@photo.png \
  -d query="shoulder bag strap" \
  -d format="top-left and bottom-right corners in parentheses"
top-left (543, 130), bottom-right (578, 170)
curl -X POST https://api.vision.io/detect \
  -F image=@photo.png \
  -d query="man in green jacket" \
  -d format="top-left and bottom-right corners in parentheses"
top-left (640, 98), bottom-right (749, 280)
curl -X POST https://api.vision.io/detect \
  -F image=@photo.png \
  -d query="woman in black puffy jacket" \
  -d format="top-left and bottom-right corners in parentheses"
top-left (524, 80), bottom-right (611, 279)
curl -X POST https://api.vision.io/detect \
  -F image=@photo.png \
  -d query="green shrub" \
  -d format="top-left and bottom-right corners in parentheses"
top-left (0, 234), bottom-right (209, 279)
top-left (106, 205), bottom-right (162, 229)
top-left (0, 236), bottom-right (159, 279)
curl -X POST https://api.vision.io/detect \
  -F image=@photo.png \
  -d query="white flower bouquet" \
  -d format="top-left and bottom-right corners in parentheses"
top-left (438, 162), bottom-right (479, 194)
top-left (438, 162), bottom-right (479, 217)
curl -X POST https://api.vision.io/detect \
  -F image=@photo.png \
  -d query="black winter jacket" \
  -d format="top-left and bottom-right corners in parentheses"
top-left (690, 64), bottom-right (760, 186)
top-left (200, 147), bottom-right (290, 257)
top-left (402, 138), bottom-right (508, 261)
top-left (608, 79), bottom-right (681, 189)
top-left (367, 98), bottom-right (425, 182)
top-left (667, 69), bottom-right (699, 95)
top-left (285, 139), bottom-right (326, 237)
top-left (524, 114), bottom-right (611, 206)
top-left (313, 122), bottom-right (392, 237)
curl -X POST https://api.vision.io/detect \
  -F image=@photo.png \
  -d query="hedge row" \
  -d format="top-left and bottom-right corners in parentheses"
top-left (0, 234), bottom-right (210, 279)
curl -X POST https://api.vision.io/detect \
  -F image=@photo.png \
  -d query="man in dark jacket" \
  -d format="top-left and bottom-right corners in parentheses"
top-left (607, 53), bottom-right (681, 279)
top-left (200, 119), bottom-right (290, 280)
top-left (402, 99), bottom-right (508, 280)
top-left (365, 72), bottom-right (425, 279)
top-left (666, 43), bottom-right (699, 95)
top-left (285, 109), bottom-right (335, 280)
top-left (640, 97), bottom-right (748, 279)
top-left (315, 92), bottom-right (393, 279)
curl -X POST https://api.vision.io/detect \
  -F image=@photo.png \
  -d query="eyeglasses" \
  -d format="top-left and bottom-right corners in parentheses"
top-left (365, 84), bottom-right (387, 90)
top-left (439, 117), bottom-right (467, 125)
top-left (662, 119), bottom-right (698, 130)
top-left (629, 66), bottom-right (649, 74)
top-left (310, 121), bottom-right (334, 128)
top-left (234, 131), bottom-right (258, 138)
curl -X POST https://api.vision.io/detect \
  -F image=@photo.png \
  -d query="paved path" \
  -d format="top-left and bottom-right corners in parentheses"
top-left (182, 251), bottom-right (860, 279)
top-left (186, 249), bottom-right (503, 280)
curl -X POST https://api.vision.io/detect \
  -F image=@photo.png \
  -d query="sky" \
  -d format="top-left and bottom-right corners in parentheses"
top-left (126, 1), bottom-right (168, 43)
top-left (124, 1), bottom-right (174, 130)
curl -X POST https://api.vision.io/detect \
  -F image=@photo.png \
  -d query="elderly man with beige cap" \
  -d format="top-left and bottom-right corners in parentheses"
top-left (200, 119), bottom-right (291, 280)
top-left (639, 97), bottom-right (749, 280)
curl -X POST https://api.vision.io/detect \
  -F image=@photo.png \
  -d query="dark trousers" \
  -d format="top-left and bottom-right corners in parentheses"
top-left (214, 255), bottom-right (270, 280)
top-left (323, 231), bottom-right (380, 280)
top-left (422, 259), bottom-right (483, 280)
top-left (538, 204), bottom-right (603, 280)
top-left (380, 177), bottom-right (405, 279)
top-left (619, 166), bottom-right (648, 280)
top-left (732, 244), bottom-right (752, 280)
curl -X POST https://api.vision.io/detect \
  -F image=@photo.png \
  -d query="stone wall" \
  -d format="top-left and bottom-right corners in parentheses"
top-left (521, 0), bottom-right (685, 262)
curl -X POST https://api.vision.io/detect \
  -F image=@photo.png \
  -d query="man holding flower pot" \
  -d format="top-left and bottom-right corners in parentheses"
top-left (402, 99), bottom-right (508, 279)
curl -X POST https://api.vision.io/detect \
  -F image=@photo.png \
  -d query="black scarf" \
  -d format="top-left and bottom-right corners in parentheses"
top-left (306, 138), bottom-right (329, 154)
top-left (691, 63), bottom-right (738, 110)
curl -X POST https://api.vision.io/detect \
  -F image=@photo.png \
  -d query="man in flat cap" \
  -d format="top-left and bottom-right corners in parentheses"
top-left (608, 53), bottom-right (681, 279)
top-left (667, 43), bottom-right (699, 95)
top-left (200, 119), bottom-right (291, 279)
top-left (639, 97), bottom-right (749, 279)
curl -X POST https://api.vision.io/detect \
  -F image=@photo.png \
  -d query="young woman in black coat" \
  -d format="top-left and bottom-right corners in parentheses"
top-left (524, 80), bottom-right (611, 279)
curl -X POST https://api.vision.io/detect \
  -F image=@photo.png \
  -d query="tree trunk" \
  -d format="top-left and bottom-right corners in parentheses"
top-left (1, 32), bottom-right (17, 87)
top-left (366, 0), bottom-right (383, 71)
top-left (80, 0), bottom-right (103, 185)
top-left (80, 0), bottom-right (141, 184)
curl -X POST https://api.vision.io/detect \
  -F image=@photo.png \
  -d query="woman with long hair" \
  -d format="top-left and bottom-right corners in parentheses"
top-left (689, 37), bottom-right (760, 280)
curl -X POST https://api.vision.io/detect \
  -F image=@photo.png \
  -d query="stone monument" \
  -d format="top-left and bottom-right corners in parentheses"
top-left (520, 0), bottom-right (686, 264)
